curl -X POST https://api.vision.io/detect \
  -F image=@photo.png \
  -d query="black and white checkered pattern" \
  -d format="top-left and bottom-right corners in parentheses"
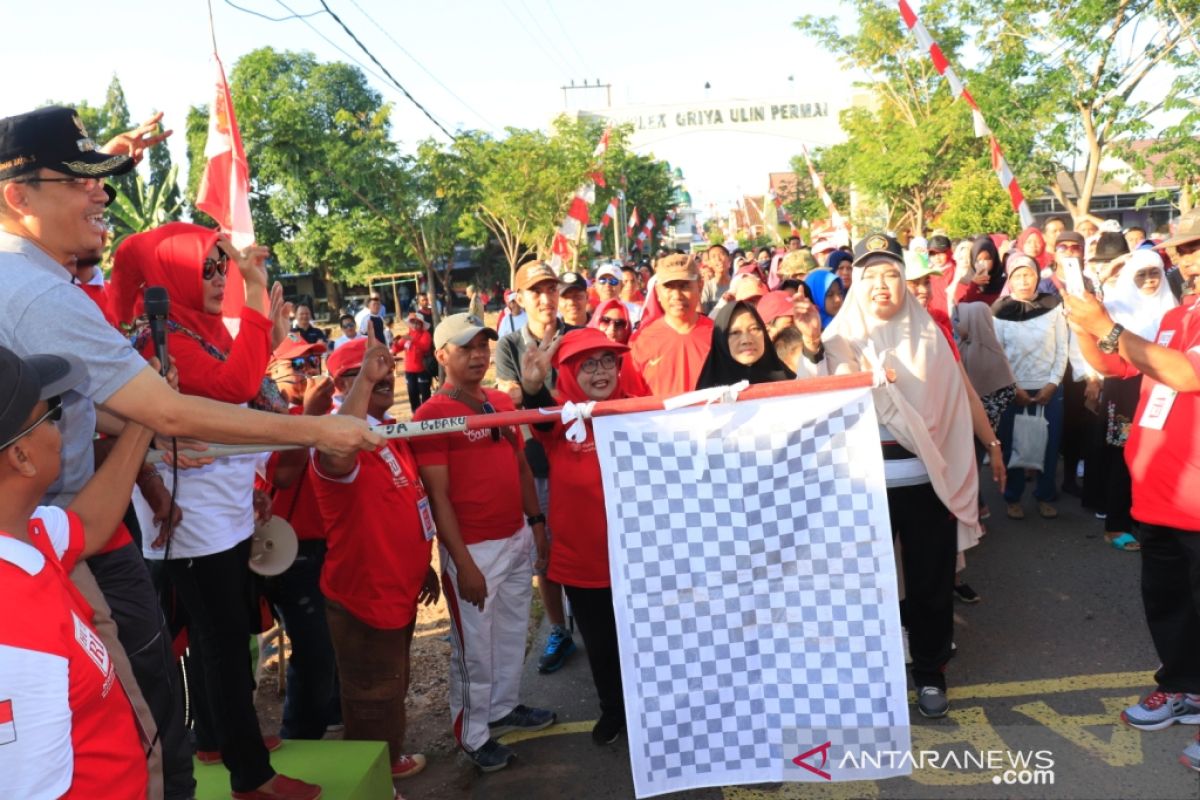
top-left (596, 390), bottom-right (911, 797)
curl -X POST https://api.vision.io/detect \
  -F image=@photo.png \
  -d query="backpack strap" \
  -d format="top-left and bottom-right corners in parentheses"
top-left (437, 386), bottom-right (517, 447)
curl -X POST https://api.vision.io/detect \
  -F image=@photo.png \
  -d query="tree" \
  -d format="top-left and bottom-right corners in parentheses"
top-left (936, 167), bottom-right (1021, 238)
top-left (186, 47), bottom-right (408, 299)
top-left (794, 0), bottom-right (985, 235)
top-left (785, 147), bottom-right (852, 235)
top-left (106, 164), bottom-right (185, 254)
top-left (964, 0), bottom-right (1199, 217)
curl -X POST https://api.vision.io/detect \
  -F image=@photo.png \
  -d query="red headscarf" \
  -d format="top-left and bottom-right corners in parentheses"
top-left (1015, 226), bottom-right (1051, 268)
top-left (588, 298), bottom-right (631, 340)
top-left (110, 222), bottom-right (230, 352)
top-left (552, 328), bottom-right (647, 404)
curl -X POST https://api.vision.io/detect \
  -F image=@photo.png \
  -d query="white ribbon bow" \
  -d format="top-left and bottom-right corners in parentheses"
top-left (560, 401), bottom-right (596, 443)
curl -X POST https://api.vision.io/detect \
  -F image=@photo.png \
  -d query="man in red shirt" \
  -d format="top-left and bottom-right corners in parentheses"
top-left (412, 314), bottom-right (556, 772)
top-left (258, 335), bottom-right (342, 742)
top-left (1064, 209), bottom-right (1200, 772)
top-left (310, 335), bottom-right (439, 783)
top-left (630, 254), bottom-right (714, 396)
top-left (397, 313), bottom-right (433, 413)
top-left (0, 345), bottom-right (151, 799)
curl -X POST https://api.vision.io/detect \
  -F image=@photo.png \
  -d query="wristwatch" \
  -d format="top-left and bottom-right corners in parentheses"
top-left (526, 513), bottom-right (546, 526)
top-left (1098, 323), bottom-right (1125, 355)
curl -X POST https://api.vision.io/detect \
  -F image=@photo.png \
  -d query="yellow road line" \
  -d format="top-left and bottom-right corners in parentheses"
top-left (499, 671), bottom-right (1157, 746)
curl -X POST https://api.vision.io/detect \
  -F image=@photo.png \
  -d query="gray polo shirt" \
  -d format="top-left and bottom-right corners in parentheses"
top-left (0, 232), bottom-right (147, 505)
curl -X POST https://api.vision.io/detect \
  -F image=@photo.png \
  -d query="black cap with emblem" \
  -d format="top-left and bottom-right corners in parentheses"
top-left (0, 106), bottom-right (134, 181)
top-left (852, 232), bottom-right (905, 268)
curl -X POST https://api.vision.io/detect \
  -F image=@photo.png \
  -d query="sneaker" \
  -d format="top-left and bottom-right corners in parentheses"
top-left (978, 505), bottom-right (991, 521)
top-left (592, 711), bottom-right (625, 745)
top-left (917, 686), bottom-right (949, 719)
top-left (231, 774), bottom-right (321, 800)
top-left (537, 626), bottom-right (577, 673)
top-left (1037, 501), bottom-right (1058, 519)
top-left (1006, 503), bottom-right (1025, 520)
top-left (391, 753), bottom-right (426, 779)
top-left (954, 583), bottom-right (981, 604)
top-left (465, 738), bottom-right (516, 773)
top-left (1121, 691), bottom-right (1200, 731)
top-left (489, 704), bottom-right (556, 737)
top-left (1182, 734), bottom-right (1200, 773)
top-left (197, 735), bottom-right (281, 766)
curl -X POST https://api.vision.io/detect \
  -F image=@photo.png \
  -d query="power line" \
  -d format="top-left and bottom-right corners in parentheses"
top-left (343, 0), bottom-right (498, 130)
top-left (223, 0), bottom-right (321, 22)
top-left (542, 0), bottom-right (594, 77)
top-left (315, 0), bottom-right (457, 140)
top-left (501, 0), bottom-right (574, 77)
top-left (517, 0), bottom-right (583, 76)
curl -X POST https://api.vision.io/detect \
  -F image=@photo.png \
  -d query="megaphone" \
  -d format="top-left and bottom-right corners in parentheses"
top-left (248, 516), bottom-right (299, 576)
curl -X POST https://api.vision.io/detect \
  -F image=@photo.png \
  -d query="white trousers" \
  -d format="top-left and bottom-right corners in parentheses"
top-left (441, 525), bottom-right (532, 752)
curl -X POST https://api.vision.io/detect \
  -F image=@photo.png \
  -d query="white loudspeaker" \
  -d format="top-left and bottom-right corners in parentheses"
top-left (248, 516), bottom-right (299, 576)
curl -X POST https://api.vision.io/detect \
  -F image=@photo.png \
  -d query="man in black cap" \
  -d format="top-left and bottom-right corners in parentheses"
top-left (557, 270), bottom-right (590, 327)
top-left (0, 106), bottom-right (377, 800)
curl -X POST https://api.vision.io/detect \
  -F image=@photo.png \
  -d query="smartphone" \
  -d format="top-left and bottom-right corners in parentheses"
top-left (1062, 257), bottom-right (1086, 297)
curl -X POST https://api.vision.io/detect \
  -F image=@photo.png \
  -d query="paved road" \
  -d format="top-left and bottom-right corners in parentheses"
top-left (401, 478), bottom-right (1200, 800)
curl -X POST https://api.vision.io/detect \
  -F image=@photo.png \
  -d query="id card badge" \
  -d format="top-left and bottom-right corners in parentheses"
top-left (1138, 382), bottom-right (1177, 430)
top-left (416, 496), bottom-right (436, 541)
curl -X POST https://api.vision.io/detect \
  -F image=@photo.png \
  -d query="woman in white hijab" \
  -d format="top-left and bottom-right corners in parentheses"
top-left (812, 233), bottom-right (1003, 721)
top-left (1094, 250), bottom-right (1178, 551)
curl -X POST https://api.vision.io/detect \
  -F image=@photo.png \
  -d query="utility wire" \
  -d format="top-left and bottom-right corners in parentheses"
top-left (343, 0), bottom-right (497, 130)
top-left (542, 0), bottom-right (594, 78)
top-left (223, 0), bottom-right (322, 22)
top-left (501, 0), bottom-right (574, 77)
top-left (315, 0), bottom-right (457, 140)
top-left (517, 0), bottom-right (583, 77)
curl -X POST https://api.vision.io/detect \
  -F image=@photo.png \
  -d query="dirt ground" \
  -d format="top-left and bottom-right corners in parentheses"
top-left (254, 311), bottom-right (534, 759)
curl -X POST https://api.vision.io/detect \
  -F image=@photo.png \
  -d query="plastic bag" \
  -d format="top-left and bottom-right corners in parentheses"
top-left (1008, 405), bottom-right (1048, 471)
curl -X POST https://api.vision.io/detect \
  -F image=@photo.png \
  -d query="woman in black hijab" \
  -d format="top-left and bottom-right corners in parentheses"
top-left (959, 235), bottom-right (1007, 305)
top-left (696, 300), bottom-right (795, 389)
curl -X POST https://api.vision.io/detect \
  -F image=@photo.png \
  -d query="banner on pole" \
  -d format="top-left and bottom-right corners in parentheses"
top-left (595, 387), bottom-right (911, 798)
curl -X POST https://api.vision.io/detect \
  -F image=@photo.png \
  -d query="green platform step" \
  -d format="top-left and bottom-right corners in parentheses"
top-left (193, 739), bottom-right (393, 800)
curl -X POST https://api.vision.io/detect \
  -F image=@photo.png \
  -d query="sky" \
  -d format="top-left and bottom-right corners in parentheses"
top-left (2, 0), bottom-right (858, 211)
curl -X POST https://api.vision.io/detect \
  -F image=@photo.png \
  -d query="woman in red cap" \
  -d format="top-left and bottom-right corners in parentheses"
top-left (518, 328), bottom-right (649, 746)
top-left (110, 223), bottom-right (319, 800)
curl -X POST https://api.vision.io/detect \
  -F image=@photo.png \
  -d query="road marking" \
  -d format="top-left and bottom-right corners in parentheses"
top-left (1012, 695), bottom-right (1144, 767)
top-left (935, 671), bottom-right (1154, 702)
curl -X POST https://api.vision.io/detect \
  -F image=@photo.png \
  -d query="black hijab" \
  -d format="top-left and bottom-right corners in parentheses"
top-left (696, 300), bottom-right (795, 389)
top-left (990, 256), bottom-right (1061, 322)
top-left (969, 235), bottom-right (1007, 297)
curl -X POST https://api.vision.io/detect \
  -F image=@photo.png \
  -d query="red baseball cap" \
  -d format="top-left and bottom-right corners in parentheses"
top-left (326, 337), bottom-right (367, 379)
top-left (757, 291), bottom-right (794, 324)
top-left (551, 328), bottom-right (628, 370)
top-left (272, 333), bottom-right (326, 361)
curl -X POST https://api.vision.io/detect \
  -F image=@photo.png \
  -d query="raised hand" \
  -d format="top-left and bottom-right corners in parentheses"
top-left (100, 111), bottom-right (173, 164)
top-left (303, 375), bottom-right (335, 416)
top-left (520, 334), bottom-right (562, 395)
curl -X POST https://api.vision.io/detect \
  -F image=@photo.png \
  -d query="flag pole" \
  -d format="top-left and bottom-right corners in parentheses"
top-left (145, 372), bottom-right (880, 463)
top-left (206, 0), bottom-right (219, 54)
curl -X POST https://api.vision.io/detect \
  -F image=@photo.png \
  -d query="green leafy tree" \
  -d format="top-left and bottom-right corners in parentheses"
top-left (964, 0), bottom-right (1198, 217)
top-left (936, 167), bottom-right (1020, 238)
top-left (794, 0), bottom-right (984, 235)
top-left (106, 163), bottom-right (185, 254)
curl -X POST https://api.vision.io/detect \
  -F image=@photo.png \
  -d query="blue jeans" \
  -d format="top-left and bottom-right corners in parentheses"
top-left (998, 385), bottom-right (1064, 503)
top-left (264, 539), bottom-right (341, 739)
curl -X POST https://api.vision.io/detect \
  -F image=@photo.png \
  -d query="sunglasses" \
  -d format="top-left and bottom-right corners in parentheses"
top-left (0, 395), bottom-right (62, 451)
top-left (289, 354), bottom-right (323, 371)
top-left (597, 316), bottom-right (628, 329)
top-left (481, 399), bottom-right (501, 442)
top-left (203, 250), bottom-right (230, 281)
top-left (596, 277), bottom-right (620, 286)
top-left (1055, 244), bottom-right (1083, 253)
top-left (341, 320), bottom-right (357, 329)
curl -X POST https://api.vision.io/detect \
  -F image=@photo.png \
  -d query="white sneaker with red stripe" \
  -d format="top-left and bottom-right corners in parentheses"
top-left (391, 753), bottom-right (426, 779)
top-left (1121, 691), bottom-right (1200, 731)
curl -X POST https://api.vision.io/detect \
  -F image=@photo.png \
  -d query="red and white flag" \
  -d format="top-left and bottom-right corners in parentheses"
top-left (196, 53), bottom-right (258, 320)
top-left (627, 207), bottom-right (640, 240)
top-left (0, 699), bottom-right (15, 745)
top-left (598, 198), bottom-right (619, 230)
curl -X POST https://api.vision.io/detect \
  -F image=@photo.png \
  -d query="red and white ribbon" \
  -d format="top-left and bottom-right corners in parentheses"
top-left (800, 145), bottom-right (849, 232)
top-left (897, 0), bottom-right (1035, 229)
top-left (549, 128), bottom-right (610, 271)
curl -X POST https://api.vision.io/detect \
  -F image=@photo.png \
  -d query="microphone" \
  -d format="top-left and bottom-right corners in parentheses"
top-left (144, 286), bottom-right (170, 378)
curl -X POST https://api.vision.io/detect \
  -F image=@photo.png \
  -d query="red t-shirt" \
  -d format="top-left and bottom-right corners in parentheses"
top-left (401, 330), bottom-right (433, 374)
top-left (0, 509), bottom-right (148, 799)
top-left (630, 316), bottom-right (715, 397)
top-left (531, 423), bottom-right (610, 588)
top-left (312, 434), bottom-right (433, 628)
top-left (257, 407), bottom-right (326, 541)
top-left (410, 389), bottom-right (525, 545)
top-left (1119, 298), bottom-right (1200, 530)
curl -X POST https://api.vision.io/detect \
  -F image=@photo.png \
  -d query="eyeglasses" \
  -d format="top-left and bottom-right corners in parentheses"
top-left (14, 176), bottom-right (104, 191)
top-left (596, 277), bottom-right (620, 286)
top-left (202, 250), bottom-right (229, 281)
top-left (289, 354), bottom-right (322, 371)
top-left (579, 353), bottom-right (617, 373)
top-left (341, 321), bottom-right (356, 329)
top-left (1055, 244), bottom-right (1083, 253)
top-left (0, 396), bottom-right (62, 451)
top-left (597, 316), bottom-right (628, 330)
top-left (728, 325), bottom-right (765, 340)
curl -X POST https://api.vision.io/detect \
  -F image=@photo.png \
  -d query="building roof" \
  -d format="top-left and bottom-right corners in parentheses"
top-left (1050, 140), bottom-right (1183, 199)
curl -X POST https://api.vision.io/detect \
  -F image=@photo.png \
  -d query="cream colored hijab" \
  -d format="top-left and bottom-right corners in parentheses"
top-left (822, 262), bottom-right (981, 550)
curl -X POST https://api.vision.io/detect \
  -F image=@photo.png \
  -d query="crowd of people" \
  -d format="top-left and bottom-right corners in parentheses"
top-left (1, 101), bottom-right (1199, 800)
